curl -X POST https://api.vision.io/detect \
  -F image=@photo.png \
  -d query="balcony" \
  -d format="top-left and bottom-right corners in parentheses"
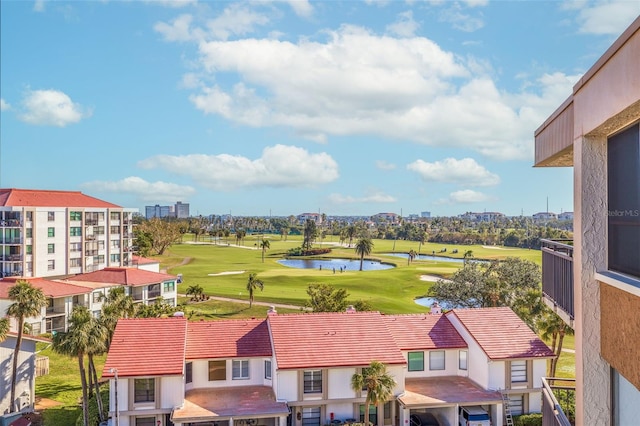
top-left (2, 254), bottom-right (23, 262)
top-left (2, 238), bottom-right (23, 245)
top-left (0, 219), bottom-right (23, 227)
top-left (541, 239), bottom-right (574, 325)
top-left (542, 377), bottom-right (575, 426)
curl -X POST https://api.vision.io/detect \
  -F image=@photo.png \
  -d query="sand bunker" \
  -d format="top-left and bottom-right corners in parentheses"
top-left (482, 245), bottom-right (516, 250)
top-left (419, 275), bottom-right (451, 283)
top-left (208, 271), bottom-right (246, 276)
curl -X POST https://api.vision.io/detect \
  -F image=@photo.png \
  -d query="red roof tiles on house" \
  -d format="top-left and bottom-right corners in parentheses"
top-left (102, 317), bottom-right (187, 378)
top-left (267, 311), bottom-right (407, 370)
top-left (186, 319), bottom-right (271, 360)
top-left (383, 314), bottom-right (467, 350)
top-left (0, 277), bottom-right (90, 299)
top-left (0, 188), bottom-right (120, 208)
top-left (70, 267), bottom-right (176, 287)
top-left (447, 307), bottom-right (555, 360)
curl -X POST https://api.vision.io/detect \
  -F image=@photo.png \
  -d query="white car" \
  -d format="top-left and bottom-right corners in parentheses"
top-left (459, 406), bottom-right (491, 426)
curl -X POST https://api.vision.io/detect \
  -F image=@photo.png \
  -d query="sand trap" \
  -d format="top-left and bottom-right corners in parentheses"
top-left (420, 275), bottom-right (451, 283)
top-left (208, 270), bottom-right (246, 276)
top-left (482, 245), bottom-right (516, 250)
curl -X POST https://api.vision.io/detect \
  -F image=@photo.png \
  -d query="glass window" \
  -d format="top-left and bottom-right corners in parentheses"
top-left (111, 239), bottom-right (121, 249)
top-left (110, 254), bottom-right (121, 263)
top-left (302, 407), bottom-right (321, 426)
top-left (408, 351), bottom-right (424, 371)
top-left (186, 362), bottom-right (192, 384)
top-left (110, 225), bottom-right (120, 234)
top-left (26, 228), bottom-right (32, 238)
top-left (47, 244), bottom-right (55, 254)
top-left (459, 350), bottom-right (468, 370)
top-left (208, 360), bottom-right (226, 381)
top-left (26, 211), bottom-right (33, 221)
top-left (133, 378), bottom-right (155, 403)
top-left (92, 292), bottom-right (103, 303)
top-left (70, 258), bottom-right (82, 267)
top-left (304, 370), bottom-right (322, 393)
top-left (48, 227), bottom-right (55, 237)
top-left (47, 260), bottom-right (55, 270)
top-left (70, 227), bottom-right (82, 237)
top-left (265, 360), bottom-right (272, 380)
top-left (70, 242), bottom-right (82, 252)
top-left (359, 404), bottom-right (377, 425)
top-left (163, 281), bottom-right (175, 293)
top-left (508, 394), bottom-right (524, 416)
top-left (429, 351), bottom-right (445, 370)
top-left (26, 245), bottom-right (32, 255)
top-left (511, 361), bottom-right (527, 383)
top-left (48, 211), bottom-right (55, 221)
top-left (95, 226), bottom-right (105, 235)
top-left (232, 359), bottom-right (249, 379)
top-left (110, 212), bottom-right (121, 220)
top-left (70, 211), bottom-right (82, 221)
top-left (135, 417), bottom-right (156, 426)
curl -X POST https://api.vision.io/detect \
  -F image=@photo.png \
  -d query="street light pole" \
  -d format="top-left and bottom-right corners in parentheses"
top-left (109, 368), bottom-right (119, 426)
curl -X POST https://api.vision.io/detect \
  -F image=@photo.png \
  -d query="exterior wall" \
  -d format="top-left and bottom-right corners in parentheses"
top-left (33, 208), bottom-right (68, 277)
top-left (160, 376), bottom-right (184, 409)
top-left (447, 314), bottom-right (491, 389)
top-left (403, 349), bottom-right (459, 378)
top-left (189, 358), bottom-right (267, 389)
top-left (487, 361), bottom-right (505, 390)
top-left (532, 359), bottom-right (547, 389)
top-left (0, 337), bottom-right (36, 415)
top-left (276, 369), bottom-right (298, 401)
top-left (136, 262), bottom-right (160, 273)
top-left (328, 367), bottom-right (357, 399)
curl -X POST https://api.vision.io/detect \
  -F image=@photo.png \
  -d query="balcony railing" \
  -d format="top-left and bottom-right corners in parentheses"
top-left (541, 239), bottom-right (574, 322)
top-left (542, 377), bottom-right (575, 426)
top-left (0, 219), bottom-right (23, 227)
top-left (1, 254), bottom-right (23, 262)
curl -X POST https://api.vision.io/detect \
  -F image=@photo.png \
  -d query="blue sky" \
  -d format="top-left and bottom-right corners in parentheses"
top-left (1, 1), bottom-right (639, 217)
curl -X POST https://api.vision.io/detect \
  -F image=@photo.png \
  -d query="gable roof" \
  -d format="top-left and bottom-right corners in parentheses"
top-left (69, 267), bottom-right (176, 287)
top-left (267, 311), bottom-right (406, 370)
top-left (0, 277), bottom-right (90, 299)
top-left (186, 319), bottom-right (271, 360)
top-left (383, 314), bottom-right (467, 350)
top-left (0, 188), bottom-right (119, 208)
top-left (102, 317), bottom-right (187, 378)
top-left (447, 307), bottom-right (555, 360)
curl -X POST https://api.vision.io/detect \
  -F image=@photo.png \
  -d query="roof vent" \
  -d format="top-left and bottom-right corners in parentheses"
top-left (267, 306), bottom-right (277, 316)
top-left (173, 311), bottom-right (185, 317)
top-left (346, 305), bottom-right (356, 313)
top-left (430, 301), bottom-right (442, 315)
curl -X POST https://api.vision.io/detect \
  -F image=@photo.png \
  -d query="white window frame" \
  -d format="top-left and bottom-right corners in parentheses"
top-left (459, 350), bottom-right (468, 370)
top-left (265, 359), bottom-right (272, 380)
top-left (511, 360), bottom-right (527, 383)
top-left (429, 350), bottom-right (445, 370)
top-left (232, 359), bottom-right (249, 380)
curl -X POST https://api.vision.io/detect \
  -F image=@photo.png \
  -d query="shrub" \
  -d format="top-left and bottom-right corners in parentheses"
top-left (286, 247), bottom-right (332, 256)
top-left (513, 413), bottom-right (542, 426)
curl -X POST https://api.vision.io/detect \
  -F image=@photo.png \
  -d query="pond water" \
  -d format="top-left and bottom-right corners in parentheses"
top-left (277, 258), bottom-right (395, 271)
top-left (414, 297), bottom-right (460, 310)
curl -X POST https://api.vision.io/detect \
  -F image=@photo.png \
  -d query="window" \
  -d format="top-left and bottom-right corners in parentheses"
top-left (48, 227), bottom-right (55, 237)
top-left (607, 123), bottom-right (640, 278)
top-left (110, 254), bottom-right (121, 263)
top-left (97, 240), bottom-right (105, 250)
top-left (26, 211), bottom-right (33, 221)
top-left (48, 211), bottom-right (55, 221)
top-left (111, 239), bottom-right (121, 249)
top-left (304, 370), bottom-right (322, 393)
top-left (508, 395), bottom-right (524, 416)
top-left (459, 350), bottom-right (468, 370)
top-left (93, 292), bottom-right (103, 303)
top-left (511, 361), bottom-right (527, 383)
top-left (95, 226), bottom-right (105, 235)
top-left (302, 407), bottom-right (321, 426)
top-left (408, 351), bottom-right (424, 371)
top-left (47, 260), bottom-right (55, 270)
top-left (110, 212), bottom-right (121, 221)
top-left (186, 362), bottom-right (192, 384)
top-left (70, 227), bottom-right (82, 237)
top-left (70, 242), bottom-right (82, 252)
top-left (48, 243), bottom-right (55, 254)
top-left (71, 258), bottom-right (82, 268)
top-left (135, 417), bottom-right (156, 426)
top-left (429, 351), bottom-right (445, 370)
top-left (359, 405), bottom-right (377, 425)
top-left (95, 255), bottom-right (105, 264)
top-left (208, 360), bottom-right (226, 381)
top-left (70, 211), bottom-right (82, 221)
top-left (26, 228), bottom-right (32, 238)
top-left (163, 281), bottom-right (175, 293)
top-left (232, 359), bottom-right (249, 379)
top-left (26, 245), bottom-right (32, 255)
top-left (110, 225), bottom-right (120, 235)
top-left (133, 378), bottom-right (155, 403)
top-left (265, 360), bottom-right (272, 380)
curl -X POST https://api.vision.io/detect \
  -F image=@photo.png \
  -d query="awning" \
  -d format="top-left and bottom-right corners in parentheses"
top-left (171, 386), bottom-right (289, 423)
top-left (398, 377), bottom-right (503, 408)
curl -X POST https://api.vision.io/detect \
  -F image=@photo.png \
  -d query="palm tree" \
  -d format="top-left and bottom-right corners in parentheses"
top-left (351, 361), bottom-right (396, 426)
top-left (538, 310), bottom-right (574, 376)
top-left (185, 284), bottom-right (204, 301)
top-left (6, 280), bottom-right (47, 413)
top-left (246, 273), bottom-right (264, 308)
top-left (259, 238), bottom-right (270, 263)
top-left (100, 287), bottom-right (135, 346)
top-left (355, 238), bottom-right (374, 271)
top-left (345, 225), bottom-right (357, 247)
top-left (0, 317), bottom-right (9, 342)
top-left (463, 250), bottom-right (474, 265)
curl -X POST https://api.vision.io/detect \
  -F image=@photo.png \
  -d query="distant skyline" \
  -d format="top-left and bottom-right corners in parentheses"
top-left (2, 1), bottom-right (639, 217)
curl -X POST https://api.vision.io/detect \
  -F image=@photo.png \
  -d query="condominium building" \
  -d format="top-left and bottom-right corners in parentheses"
top-left (0, 188), bottom-right (137, 278)
top-left (535, 15), bottom-right (640, 426)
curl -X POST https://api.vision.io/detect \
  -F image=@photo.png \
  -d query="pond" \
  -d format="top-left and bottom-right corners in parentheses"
top-left (414, 297), bottom-right (460, 310)
top-left (277, 258), bottom-right (395, 271)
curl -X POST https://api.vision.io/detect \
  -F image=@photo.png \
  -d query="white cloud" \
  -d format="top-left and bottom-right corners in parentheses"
top-left (575, 1), bottom-right (640, 35)
top-left (386, 11), bottom-right (419, 37)
top-left (439, 3), bottom-right (484, 32)
top-left (437, 189), bottom-right (492, 204)
top-left (286, 0), bottom-right (313, 18)
top-left (407, 157), bottom-right (500, 186)
top-left (33, 0), bottom-right (45, 12)
top-left (144, 0), bottom-right (197, 8)
top-left (0, 99), bottom-right (10, 111)
top-left (82, 177), bottom-right (196, 202)
top-left (328, 191), bottom-right (397, 204)
top-left (154, 14), bottom-right (197, 42)
top-left (205, 3), bottom-right (270, 40)
top-left (376, 160), bottom-right (396, 171)
top-left (138, 144), bottom-right (339, 190)
top-left (19, 89), bottom-right (91, 127)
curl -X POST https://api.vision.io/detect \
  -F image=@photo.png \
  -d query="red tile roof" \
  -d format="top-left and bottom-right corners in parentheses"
top-left (267, 311), bottom-right (407, 370)
top-left (69, 267), bottom-right (176, 287)
top-left (447, 307), bottom-right (555, 360)
top-left (102, 317), bottom-right (187, 378)
top-left (383, 314), bottom-right (467, 350)
top-left (0, 277), bottom-right (90, 299)
top-left (0, 188), bottom-right (120, 208)
top-left (186, 319), bottom-right (271, 360)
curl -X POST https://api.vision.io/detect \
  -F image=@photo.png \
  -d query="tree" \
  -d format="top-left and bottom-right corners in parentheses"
top-left (351, 361), bottom-right (396, 426)
top-left (355, 238), bottom-right (374, 271)
top-left (302, 219), bottom-right (317, 251)
top-left (0, 317), bottom-right (9, 342)
top-left (6, 280), bottom-right (47, 413)
top-left (246, 273), bottom-right (264, 308)
top-left (100, 287), bottom-right (135, 346)
top-left (136, 218), bottom-right (183, 255)
top-left (463, 250), bottom-right (474, 265)
top-left (186, 284), bottom-right (205, 301)
top-left (538, 309), bottom-right (574, 376)
top-left (259, 238), bottom-right (271, 263)
top-left (345, 225), bottom-right (357, 247)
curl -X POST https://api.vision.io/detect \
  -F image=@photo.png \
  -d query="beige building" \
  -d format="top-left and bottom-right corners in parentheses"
top-left (535, 15), bottom-right (640, 426)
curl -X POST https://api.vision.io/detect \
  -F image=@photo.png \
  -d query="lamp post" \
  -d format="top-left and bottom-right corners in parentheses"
top-left (109, 368), bottom-right (119, 426)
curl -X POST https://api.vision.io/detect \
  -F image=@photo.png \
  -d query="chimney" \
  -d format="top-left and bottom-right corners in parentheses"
top-left (267, 306), bottom-right (277, 316)
top-left (430, 301), bottom-right (442, 315)
top-left (346, 305), bottom-right (356, 313)
top-left (173, 311), bottom-right (185, 317)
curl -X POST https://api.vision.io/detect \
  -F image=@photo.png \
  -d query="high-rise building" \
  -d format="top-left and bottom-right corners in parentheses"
top-left (0, 188), bottom-right (137, 278)
top-left (174, 201), bottom-right (190, 219)
top-left (145, 204), bottom-right (173, 219)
